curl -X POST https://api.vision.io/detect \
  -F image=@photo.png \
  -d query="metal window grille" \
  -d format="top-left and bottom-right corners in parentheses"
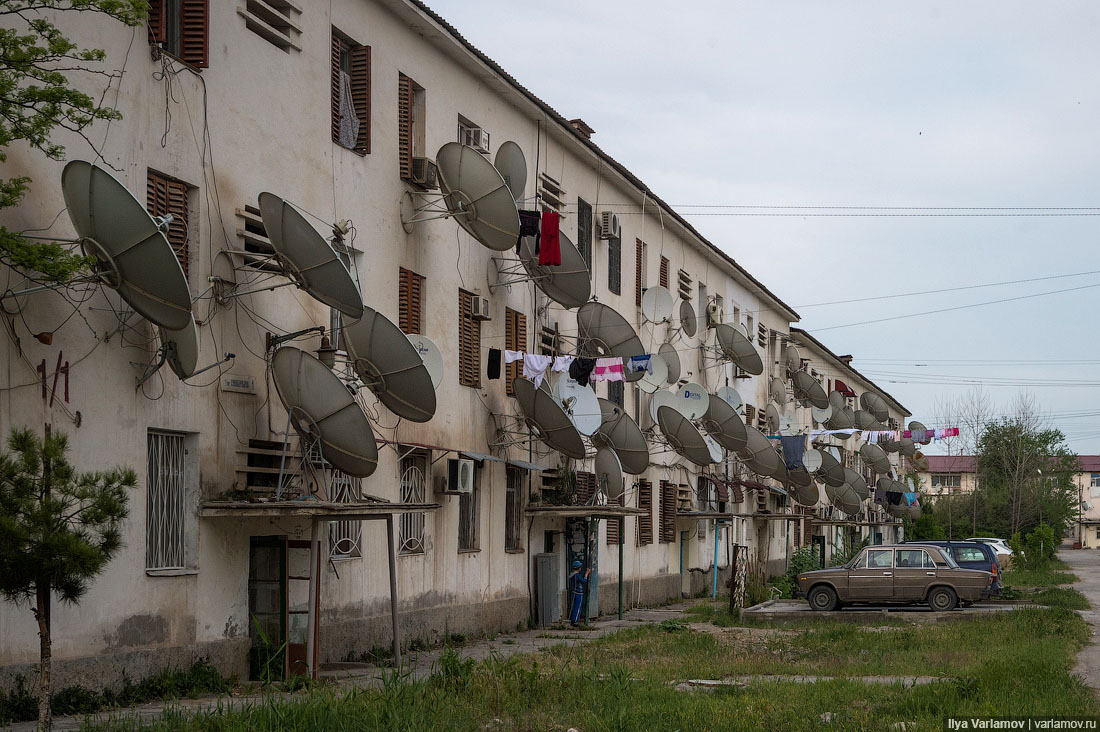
top-left (505, 467), bottom-right (523, 550)
top-left (608, 380), bottom-right (624, 408)
top-left (399, 455), bottom-right (426, 554)
top-left (458, 472), bottom-right (480, 551)
top-left (577, 198), bottom-right (592, 268)
top-left (607, 235), bottom-right (621, 294)
top-left (329, 471), bottom-right (362, 559)
top-left (146, 431), bottom-right (186, 570)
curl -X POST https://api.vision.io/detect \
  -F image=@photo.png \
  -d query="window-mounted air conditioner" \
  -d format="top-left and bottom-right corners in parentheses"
top-left (459, 125), bottom-right (490, 154)
top-left (410, 157), bottom-right (438, 190)
top-left (470, 296), bottom-right (491, 321)
top-left (444, 458), bottom-right (475, 494)
top-left (599, 211), bottom-right (621, 240)
top-left (706, 301), bottom-right (724, 328)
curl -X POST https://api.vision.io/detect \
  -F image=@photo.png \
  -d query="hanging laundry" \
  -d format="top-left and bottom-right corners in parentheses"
top-left (903, 492), bottom-right (919, 507)
top-left (538, 211), bottom-right (561, 266)
top-left (627, 354), bottom-right (652, 375)
top-left (885, 491), bottom-right (904, 505)
top-left (780, 435), bottom-right (806, 470)
top-left (522, 353), bottom-right (553, 388)
top-left (910, 429), bottom-right (927, 443)
top-left (552, 355), bottom-right (575, 372)
top-left (592, 357), bottom-right (624, 382)
top-left (503, 350), bottom-right (524, 364)
top-left (569, 357), bottom-right (597, 386)
top-left (487, 348), bottom-right (502, 380)
top-left (517, 210), bottom-right (541, 254)
top-left (873, 486), bottom-right (885, 506)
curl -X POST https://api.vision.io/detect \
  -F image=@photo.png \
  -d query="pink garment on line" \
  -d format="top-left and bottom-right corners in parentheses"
top-left (592, 357), bottom-right (624, 382)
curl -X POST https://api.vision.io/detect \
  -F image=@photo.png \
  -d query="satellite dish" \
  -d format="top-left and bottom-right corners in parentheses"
top-left (907, 421), bottom-right (932, 445)
top-left (679, 300), bottom-right (698, 337)
top-left (435, 142), bottom-right (520, 252)
top-left (778, 404), bottom-right (799, 436)
top-left (704, 434), bottom-right (725, 464)
top-left (577, 302), bottom-right (646, 382)
top-left (406, 334), bottom-right (444, 389)
top-left (784, 343), bottom-right (802, 372)
top-left (816, 449), bottom-right (847, 487)
top-left (659, 343), bottom-right (681, 384)
top-left (517, 230), bottom-right (591, 308)
top-left (494, 141), bottom-right (527, 202)
top-left (860, 392), bottom-right (889, 423)
top-left (829, 390), bottom-right (848, 411)
top-left (899, 437), bottom-right (917, 457)
top-left (595, 398), bottom-right (649, 474)
top-left (61, 160), bottom-right (193, 330)
top-left (737, 425), bottom-right (780, 477)
top-left (790, 480), bottom-right (820, 507)
top-left (513, 377), bottom-right (586, 459)
top-left (657, 406), bottom-right (715, 466)
top-left (908, 504), bottom-right (922, 521)
top-left (859, 443), bottom-right (891, 474)
top-left (886, 502), bottom-right (907, 518)
top-left (854, 410), bottom-right (881, 431)
top-left (636, 354), bottom-right (669, 394)
top-left (160, 315), bottom-right (199, 379)
top-left (803, 449), bottom-right (823, 473)
top-left (716, 386), bottom-right (743, 415)
top-left (640, 285), bottom-right (675, 323)
top-left (769, 452), bottom-right (790, 484)
top-left (343, 306), bottom-right (436, 423)
top-left (674, 382), bottom-right (710, 420)
top-left (844, 467), bottom-right (870, 500)
top-left (257, 193), bottom-right (364, 319)
top-left (787, 463), bottom-right (813, 488)
top-left (649, 389), bottom-right (678, 425)
top-left (833, 483), bottom-right (862, 515)
top-left (700, 391), bottom-right (748, 453)
top-left (714, 323), bottom-right (763, 375)
top-left (770, 377), bottom-right (789, 405)
top-left (831, 406), bottom-right (857, 431)
top-left (595, 447), bottom-right (624, 499)
top-left (812, 404), bottom-right (833, 425)
top-left (270, 347), bottom-right (378, 477)
top-left (791, 371), bottom-right (829, 409)
top-left (553, 378), bottom-right (602, 436)
top-left (765, 403), bottom-right (781, 433)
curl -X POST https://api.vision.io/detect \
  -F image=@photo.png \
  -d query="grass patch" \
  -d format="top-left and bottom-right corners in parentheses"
top-left (1002, 558), bottom-right (1077, 588)
top-left (1028, 587), bottom-right (1091, 610)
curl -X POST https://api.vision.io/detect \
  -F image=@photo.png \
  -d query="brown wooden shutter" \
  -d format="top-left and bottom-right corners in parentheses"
top-left (659, 481), bottom-right (677, 543)
top-left (606, 491), bottom-right (625, 545)
top-left (148, 0), bottom-right (166, 44)
top-left (179, 0), bottom-right (208, 68)
top-left (330, 35), bottom-right (342, 145)
top-left (458, 290), bottom-right (480, 387)
top-left (398, 74), bottom-right (414, 179)
top-left (637, 479), bottom-right (653, 546)
top-left (146, 171), bottom-right (189, 276)
top-left (574, 471), bottom-right (596, 505)
top-left (505, 308), bottom-right (526, 396)
top-left (659, 256), bottom-right (669, 290)
top-left (635, 239), bottom-right (644, 306)
top-left (350, 44), bottom-right (371, 154)
top-left (398, 268), bottom-right (423, 335)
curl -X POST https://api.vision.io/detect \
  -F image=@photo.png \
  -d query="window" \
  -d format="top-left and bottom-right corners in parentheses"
top-left (457, 115), bottom-right (489, 153)
top-left (148, 0), bottom-right (209, 68)
top-left (146, 431), bottom-right (186, 570)
top-left (147, 171), bottom-right (191, 276)
top-left (330, 309), bottom-right (344, 352)
top-left (577, 198), bottom-right (592, 268)
top-left (606, 491), bottom-right (625, 545)
top-left (636, 479), bottom-right (653, 546)
top-left (399, 451), bottom-right (427, 554)
top-left (955, 547), bottom-right (986, 563)
top-left (866, 549), bottom-right (893, 569)
top-left (931, 474), bottom-right (962, 490)
top-left (659, 481), bottom-right (677, 543)
top-left (505, 467), bottom-right (523, 551)
top-left (1091, 473), bottom-right (1100, 488)
top-left (896, 549), bottom-right (933, 568)
top-left (505, 308), bottom-right (526, 396)
top-left (458, 290), bottom-right (481, 387)
top-left (331, 30), bottom-right (370, 154)
top-left (239, 0), bottom-right (302, 52)
top-left (608, 380), bottom-right (624, 408)
top-left (458, 466), bottom-right (480, 551)
top-left (659, 256), bottom-right (669, 290)
top-left (398, 267), bottom-right (424, 335)
top-left (398, 74), bottom-right (425, 179)
top-left (539, 324), bottom-right (559, 355)
top-left (607, 235), bottom-right (621, 294)
top-left (635, 239), bottom-right (646, 307)
top-left (329, 471), bottom-right (361, 559)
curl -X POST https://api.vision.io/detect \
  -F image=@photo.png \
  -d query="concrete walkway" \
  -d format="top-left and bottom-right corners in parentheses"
top-left (1058, 546), bottom-right (1100, 695)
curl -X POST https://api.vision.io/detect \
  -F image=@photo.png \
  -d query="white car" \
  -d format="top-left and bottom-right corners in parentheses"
top-left (968, 537), bottom-right (1014, 556)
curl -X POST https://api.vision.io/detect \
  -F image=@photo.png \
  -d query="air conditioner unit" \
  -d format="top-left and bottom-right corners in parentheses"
top-left (706, 301), bottom-right (724, 328)
top-left (470, 296), bottom-right (491, 321)
top-left (459, 124), bottom-right (490, 154)
top-left (410, 157), bottom-right (438, 190)
top-left (599, 211), bottom-right (620, 239)
top-left (444, 458), bottom-right (475, 494)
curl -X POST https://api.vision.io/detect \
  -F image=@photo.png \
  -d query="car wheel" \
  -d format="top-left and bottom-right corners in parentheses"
top-left (808, 585), bottom-right (839, 612)
top-left (928, 586), bottom-right (958, 612)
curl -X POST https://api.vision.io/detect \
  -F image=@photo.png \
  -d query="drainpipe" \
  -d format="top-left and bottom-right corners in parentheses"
top-left (711, 519), bottom-right (719, 598)
top-left (618, 516), bottom-right (624, 620)
top-left (306, 518), bottom-right (320, 679)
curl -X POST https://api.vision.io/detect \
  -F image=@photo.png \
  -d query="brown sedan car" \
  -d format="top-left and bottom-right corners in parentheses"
top-left (796, 544), bottom-right (993, 612)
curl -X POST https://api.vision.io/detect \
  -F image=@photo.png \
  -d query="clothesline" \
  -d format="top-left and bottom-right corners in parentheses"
top-left (487, 348), bottom-right (654, 388)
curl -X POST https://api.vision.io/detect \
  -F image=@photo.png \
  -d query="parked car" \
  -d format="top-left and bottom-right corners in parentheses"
top-left (968, 537), bottom-right (1014, 556)
top-left (796, 544), bottom-right (993, 612)
top-left (908, 541), bottom-right (1002, 597)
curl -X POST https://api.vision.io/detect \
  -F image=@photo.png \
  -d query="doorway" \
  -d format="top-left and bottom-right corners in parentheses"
top-left (248, 535), bottom-right (319, 680)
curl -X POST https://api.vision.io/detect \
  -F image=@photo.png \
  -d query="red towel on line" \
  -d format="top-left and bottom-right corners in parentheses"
top-left (539, 211), bottom-right (561, 266)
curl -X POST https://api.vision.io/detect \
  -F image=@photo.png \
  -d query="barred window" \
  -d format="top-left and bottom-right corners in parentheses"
top-left (147, 431), bottom-right (186, 570)
top-left (399, 452), bottom-right (427, 554)
top-left (607, 235), bottom-right (621, 295)
top-left (505, 467), bottom-right (523, 551)
top-left (608, 380), bottom-right (624, 408)
top-left (329, 471), bottom-right (362, 559)
top-left (577, 198), bottom-right (592, 269)
top-left (459, 467), bottom-right (480, 552)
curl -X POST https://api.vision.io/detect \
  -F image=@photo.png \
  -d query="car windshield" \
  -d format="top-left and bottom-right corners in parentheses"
top-left (940, 551), bottom-right (959, 568)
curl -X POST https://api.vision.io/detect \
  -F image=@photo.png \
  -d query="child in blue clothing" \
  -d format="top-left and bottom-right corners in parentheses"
top-left (567, 560), bottom-right (591, 626)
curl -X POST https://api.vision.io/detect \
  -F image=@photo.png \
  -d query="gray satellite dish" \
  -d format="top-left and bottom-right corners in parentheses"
top-left (679, 300), bottom-right (698, 337)
top-left (844, 467), bottom-right (870, 500)
top-left (714, 323), bottom-right (763, 375)
top-left (778, 404), bottom-right (799, 436)
top-left (517, 230), bottom-right (591, 308)
top-left (785, 343), bottom-right (802, 373)
top-left (577, 302), bottom-right (646, 382)
top-left (595, 446), bottom-right (624, 499)
top-left (649, 389), bottom-right (678, 425)
top-left (61, 160), bottom-right (193, 330)
top-left (816, 449), bottom-right (847, 487)
top-left (812, 404), bottom-right (833, 425)
top-left (829, 390), bottom-right (848, 411)
top-left (343, 306), bottom-right (436, 423)
top-left (435, 142), bottom-right (520, 252)
top-left (659, 342), bottom-right (682, 384)
top-left (674, 382), bottom-right (709, 420)
top-left (513, 377), bottom-right (586, 459)
top-left (716, 386), bottom-right (743, 415)
top-left (494, 141), bottom-right (527, 202)
top-left (737, 425), bottom-right (780, 477)
top-left (770, 377), bottom-right (789, 405)
top-left (787, 463), bottom-right (813, 488)
top-left (595, 398), bottom-right (649, 474)
top-left (899, 437), bottom-right (917, 456)
top-left (907, 421), bottom-right (932, 444)
top-left (657, 405), bottom-right (715, 467)
top-left (790, 480), bottom-right (820, 507)
top-left (257, 192), bottom-right (364, 319)
top-left (859, 443), bottom-right (891, 474)
top-left (765, 403), bottom-right (781, 434)
top-left (769, 452), bottom-right (790, 485)
top-left (554, 377), bottom-right (602, 436)
top-left (636, 353), bottom-right (669, 394)
top-left (854, 410), bottom-right (881, 431)
top-left (886, 501), bottom-right (907, 518)
top-left (160, 315), bottom-right (199, 379)
top-left (406, 334), bottom-right (444, 390)
top-left (791, 371), bottom-right (829, 409)
top-left (270, 347), bottom-right (378, 477)
top-left (908, 504), bottom-right (922, 521)
top-left (641, 285), bottom-right (675, 323)
top-left (860, 392), bottom-right (889, 423)
top-left (701, 392), bottom-right (748, 453)
top-left (833, 483), bottom-right (862, 515)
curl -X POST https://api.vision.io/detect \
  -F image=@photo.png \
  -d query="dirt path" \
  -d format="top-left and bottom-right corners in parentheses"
top-left (1058, 546), bottom-right (1100, 694)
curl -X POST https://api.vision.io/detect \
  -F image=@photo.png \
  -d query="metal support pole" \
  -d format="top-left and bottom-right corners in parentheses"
top-left (712, 519), bottom-right (719, 599)
top-left (305, 518), bottom-right (320, 679)
top-left (386, 515), bottom-right (401, 667)
top-left (617, 516), bottom-right (624, 620)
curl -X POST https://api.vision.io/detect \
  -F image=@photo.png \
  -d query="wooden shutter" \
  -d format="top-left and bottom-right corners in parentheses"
top-left (607, 236), bottom-right (621, 295)
top-left (576, 198), bottom-right (592, 268)
top-left (637, 479), bottom-right (653, 546)
top-left (635, 239), bottom-right (644, 306)
top-left (148, 0), bottom-right (166, 44)
top-left (330, 34), bottom-right (343, 145)
top-left (458, 290), bottom-right (480, 387)
top-left (574, 471), bottom-right (596, 505)
top-left (179, 0), bottom-right (209, 68)
top-left (660, 481), bottom-right (677, 543)
top-left (398, 74), bottom-right (414, 179)
top-left (398, 268), bottom-right (423, 335)
top-left (659, 257), bottom-right (669, 289)
top-left (147, 171), bottom-right (189, 276)
top-left (350, 44), bottom-right (371, 154)
top-left (505, 308), bottom-right (526, 396)
top-left (606, 491), bottom-right (625, 545)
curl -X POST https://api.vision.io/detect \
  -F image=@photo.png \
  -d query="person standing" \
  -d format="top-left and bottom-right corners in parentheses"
top-left (568, 560), bottom-right (592, 626)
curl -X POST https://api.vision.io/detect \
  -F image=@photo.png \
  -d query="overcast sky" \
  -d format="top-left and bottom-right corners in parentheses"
top-left (428, 0), bottom-right (1100, 455)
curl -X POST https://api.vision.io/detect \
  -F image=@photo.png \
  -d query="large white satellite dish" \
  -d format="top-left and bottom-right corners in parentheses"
top-left (641, 285), bottom-right (675, 323)
top-left (494, 141), bottom-right (527, 202)
top-left (716, 386), bottom-right (743, 415)
top-left (704, 434), bottom-right (724, 464)
top-left (343, 306), bottom-right (436, 423)
top-left (659, 342), bottom-right (681, 384)
top-left (554, 377), bottom-right (602, 436)
top-left (657, 405), bottom-right (715, 466)
top-left (859, 443), bottom-right (891, 474)
top-left (737, 425), bottom-right (780, 477)
top-left (159, 315), bottom-right (199, 379)
top-left (517, 230), bottom-right (591, 308)
top-left (406, 334), bottom-right (444, 389)
top-left (61, 160), bottom-right (193, 330)
top-left (791, 371), bottom-right (829, 409)
top-left (577, 302), bottom-right (646, 382)
top-left (257, 192), bottom-right (364, 319)
top-left (679, 300), bottom-right (698, 338)
top-left (714, 323), bottom-right (763, 375)
top-left (778, 405), bottom-right (799, 436)
top-left (270, 346), bottom-right (378, 477)
top-left (595, 446), bottom-right (624, 499)
top-left (436, 142), bottom-right (520, 251)
top-left (784, 343), bottom-right (802, 372)
top-left (701, 392), bottom-right (747, 453)
top-left (674, 382), bottom-right (709, 421)
top-left (513, 377), bottom-right (586, 459)
top-left (860, 392), bottom-right (889, 423)
top-left (811, 404), bottom-right (833, 425)
top-left (649, 389), bottom-right (678, 425)
top-left (595, 398), bottom-right (649, 474)
top-left (803, 449), bottom-right (823, 473)
top-left (636, 354), bottom-right (669, 394)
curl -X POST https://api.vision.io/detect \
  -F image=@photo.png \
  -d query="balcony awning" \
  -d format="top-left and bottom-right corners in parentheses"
top-left (200, 500), bottom-right (440, 520)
